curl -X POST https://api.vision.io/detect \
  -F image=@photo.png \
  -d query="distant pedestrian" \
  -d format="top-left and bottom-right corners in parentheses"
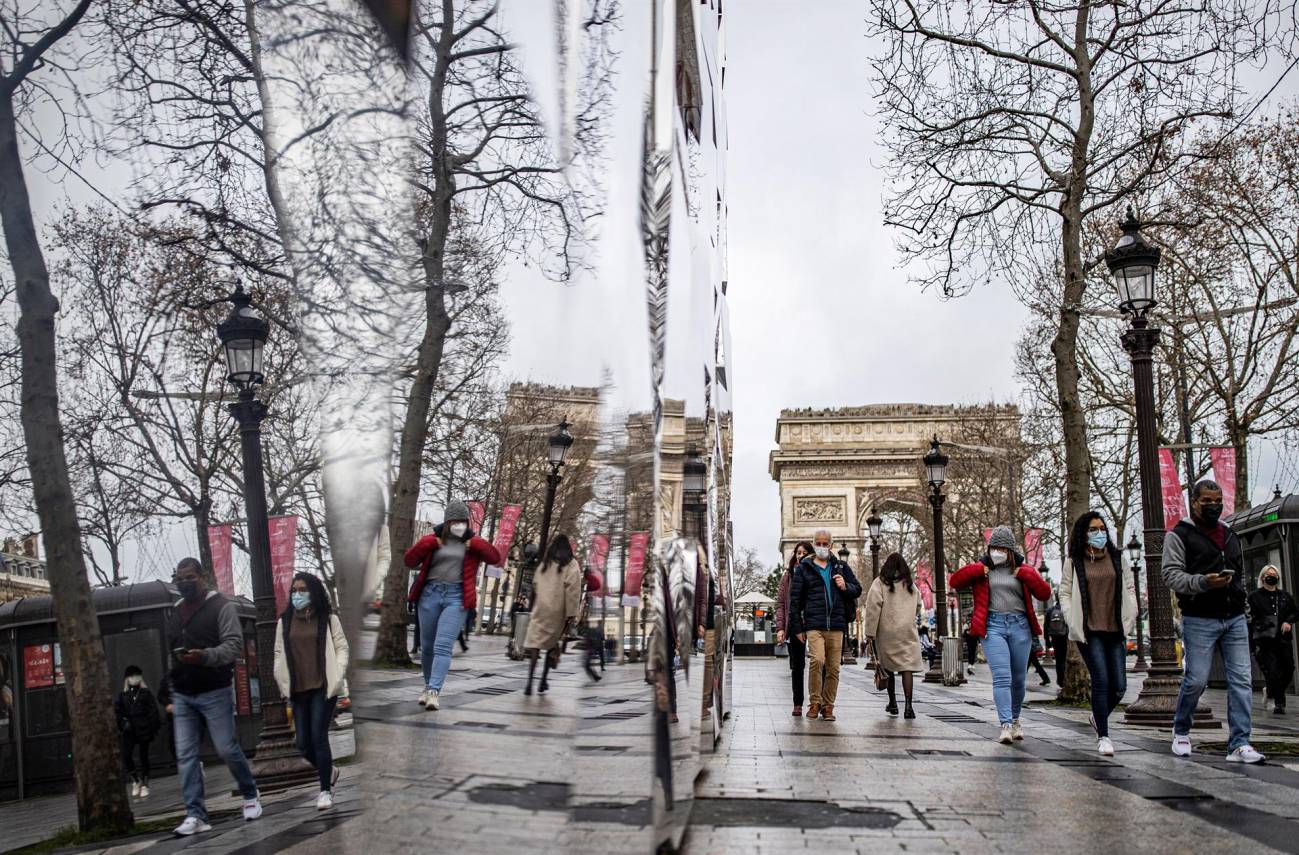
top-left (524, 534), bottom-right (582, 695)
top-left (167, 558), bottom-right (261, 836)
top-left (776, 541), bottom-right (814, 716)
top-left (918, 626), bottom-right (937, 670)
top-left (406, 501), bottom-right (503, 710)
top-left (1028, 637), bottom-right (1051, 686)
top-left (1249, 564), bottom-right (1297, 715)
top-left (695, 544), bottom-right (725, 718)
top-left (862, 553), bottom-right (924, 719)
top-left (115, 665), bottom-right (161, 799)
top-left (950, 526), bottom-right (1052, 744)
top-left (962, 622), bottom-right (979, 675)
top-left (1059, 512), bottom-right (1137, 756)
top-left (1043, 593), bottom-right (1070, 688)
top-left (1163, 480), bottom-right (1264, 763)
top-left (458, 608), bottom-right (477, 652)
top-left (789, 530), bottom-right (863, 722)
top-left (274, 572), bottom-right (350, 811)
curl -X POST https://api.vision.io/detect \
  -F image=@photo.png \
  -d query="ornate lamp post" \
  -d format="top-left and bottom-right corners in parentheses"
top-left (682, 445), bottom-right (708, 540)
top-left (837, 544), bottom-right (858, 664)
top-left (866, 508), bottom-right (883, 580)
top-left (1109, 212), bottom-right (1215, 727)
top-left (1127, 532), bottom-right (1149, 672)
top-left (216, 283), bottom-right (313, 790)
top-left (922, 438), bottom-right (951, 684)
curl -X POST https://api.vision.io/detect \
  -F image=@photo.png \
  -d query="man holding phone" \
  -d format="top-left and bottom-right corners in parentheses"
top-left (1162, 480), bottom-right (1263, 763)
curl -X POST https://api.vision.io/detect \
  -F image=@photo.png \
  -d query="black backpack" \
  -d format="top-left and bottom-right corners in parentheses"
top-left (1045, 603), bottom-right (1068, 638)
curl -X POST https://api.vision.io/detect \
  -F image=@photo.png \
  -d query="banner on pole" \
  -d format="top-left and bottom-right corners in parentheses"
top-left (208, 524), bottom-right (235, 595)
top-left (1209, 447), bottom-right (1237, 513)
top-left (269, 515), bottom-right (298, 612)
top-left (468, 501), bottom-right (486, 534)
top-left (1158, 448), bottom-right (1185, 531)
top-left (585, 533), bottom-right (609, 594)
top-left (624, 531), bottom-right (649, 597)
top-left (1024, 528), bottom-right (1044, 569)
top-left (486, 503), bottom-right (522, 579)
top-left (915, 560), bottom-right (934, 610)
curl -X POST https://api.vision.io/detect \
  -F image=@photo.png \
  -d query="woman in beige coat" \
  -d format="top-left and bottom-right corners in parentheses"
top-left (524, 534), bottom-right (582, 695)
top-left (862, 553), bottom-right (925, 719)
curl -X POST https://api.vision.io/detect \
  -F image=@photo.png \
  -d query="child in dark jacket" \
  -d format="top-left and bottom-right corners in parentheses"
top-left (115, 665), bottom-right (162, 798)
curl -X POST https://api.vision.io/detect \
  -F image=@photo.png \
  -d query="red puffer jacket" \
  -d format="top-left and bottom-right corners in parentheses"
top-left (949, 557), bottom-right (1052, 639)
top-left (405, 530), bottom-right (502, 611)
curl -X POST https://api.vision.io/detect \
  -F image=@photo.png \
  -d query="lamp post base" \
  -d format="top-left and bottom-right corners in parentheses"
top-left (1122, 667), bottom-right (1221, 729)
top-left (243, 722), bottom-right (318, 795)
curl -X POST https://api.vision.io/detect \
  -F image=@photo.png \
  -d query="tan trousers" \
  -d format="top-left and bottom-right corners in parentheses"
top-left (701, 629), bottom-right (716, 713)
top-left (807, 629), bottom-right (843, 706)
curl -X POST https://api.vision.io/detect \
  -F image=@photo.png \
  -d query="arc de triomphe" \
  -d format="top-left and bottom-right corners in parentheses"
top-left (768, 403), bottom-right (1018, 583)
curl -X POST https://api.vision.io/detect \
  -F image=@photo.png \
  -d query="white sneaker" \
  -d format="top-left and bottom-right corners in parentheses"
top-left (316, 790), bottom-right (333, 811)
top-left (998, 724), bottom-right (1014, 744)
top-left (1264, 697), bottom-right (1274, 713)
top-left (1171, 734), bottom-right (1192, 757)
top-left (418, 689), bottom-right (429, 706)
top-left (1226, 744), bottom-right (1265, 764)
top-left (1010, 720), bottom-right (1024, 741)
top-left (174, 817), bottom-right (212, 836)
top-left (130, 780), bottom-right (141, 798)
top-left (139, 784), bottom-right (150, 798)
top-left (424, 690), bottom-right (439, 710)
top-left (1098, 737), bottom-right (1115, 756)
top-left (242, 792), bottom-right (263, 821)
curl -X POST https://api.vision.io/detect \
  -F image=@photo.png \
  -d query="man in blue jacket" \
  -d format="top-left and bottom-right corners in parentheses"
top-left (790, 529), bottom-right (863, 721)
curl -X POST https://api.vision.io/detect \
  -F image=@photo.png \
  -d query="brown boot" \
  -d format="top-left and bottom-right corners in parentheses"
top-left (821, 704), bottom-right (836, 721)
top-left (792, 705), bottom-right (802, 717)
top-left (807, 702), bottom-right (821, 719)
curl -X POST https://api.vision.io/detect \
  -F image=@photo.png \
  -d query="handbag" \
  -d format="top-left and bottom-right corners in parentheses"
top-left (870, 642), bottom-right (888, 690)
top-left (774, 642), bottom-right (789, 658)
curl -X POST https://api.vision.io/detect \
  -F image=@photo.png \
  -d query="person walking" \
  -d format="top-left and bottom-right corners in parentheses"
top-left (1249, 564), bottom-right (1297, 715)
top-left (776, 541), bottom-right (814, 716)
top-left (273, 572), bottom-right (350, 810)
top-left (115, 665), bottom-right (161, 799)
top-left (524, 534), bottom-right (583, 695)
top-left (962, 621), bottom-right (980, 676)
top-left (406, 501), bottom-right (503, 710)
top-left (1059, 512), bottom-right (1137, 756)
top-left (1163, 480), bottom-right (1264, 763)
top-left (862, 553), bottom-right (925, 719)
top-left (789, 530), bottom-right (863, 722)
top-left (950, 526), bottom-right (1052, 744)
top-left (1043, 593), bottom-right (1070, 689)
top-left (166, 558), bottom-right (261, 836)
top-left (918, 626), bottom-right (937, 671)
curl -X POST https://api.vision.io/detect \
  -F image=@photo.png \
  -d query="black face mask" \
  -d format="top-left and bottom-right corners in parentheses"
top-left (176, 579), bottom-right (202, 601)
top-left (1264, 576), bottom-right (1280, 587)
top-left (1198, 504), bottom-right (1224, 525)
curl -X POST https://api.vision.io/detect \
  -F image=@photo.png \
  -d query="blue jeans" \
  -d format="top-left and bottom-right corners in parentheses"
top-left (291, 688), bottom-right (338, 791)
top-left (419, 581), bottom-right (465, 692)
top-left (1077, 631), bottom-right (1127, 737)
top-left (1175, 614), bottom-right (1253, 749)
top-left (173, 686), bottom-right (258, 821)
top-left (983, 612), bottom-right (1031, 726)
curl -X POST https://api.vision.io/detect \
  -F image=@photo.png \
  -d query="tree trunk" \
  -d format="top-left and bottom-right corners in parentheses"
top-left (0, 93), bottom-right (133, 833)
top-left (193, 493), bottom-right (214, 581)
top-left (1227, 419), bottom-right (1250, 510)
top-left (1061, 640), bottom-right (1091, 704)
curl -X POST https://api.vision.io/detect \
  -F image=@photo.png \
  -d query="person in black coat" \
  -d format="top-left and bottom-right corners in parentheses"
top-left (115, 664), bottom-right (161, 798)
top-left (1249, 565), bottom-right (1299, 714)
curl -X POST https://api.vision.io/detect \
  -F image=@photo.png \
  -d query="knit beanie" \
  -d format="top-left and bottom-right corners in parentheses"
top-left (124, 664), bottom-right (143, 678)
top-left (988, 525), bottom-right (1017, 552)
top-left (444, 500), bottom-right (471, 523)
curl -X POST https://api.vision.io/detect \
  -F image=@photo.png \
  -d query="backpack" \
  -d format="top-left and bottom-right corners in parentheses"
top-left (1045, 603), bottom-right (1068, 638)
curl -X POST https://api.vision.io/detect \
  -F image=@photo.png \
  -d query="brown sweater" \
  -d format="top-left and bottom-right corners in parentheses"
top-left (288, 610), bottom-right (324, 693)
top-left (1084, 555), bottom-right (1118, 633)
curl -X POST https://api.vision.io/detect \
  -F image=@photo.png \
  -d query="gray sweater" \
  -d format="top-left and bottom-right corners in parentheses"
top-left (1160, 531), bottom-right (1209, 594)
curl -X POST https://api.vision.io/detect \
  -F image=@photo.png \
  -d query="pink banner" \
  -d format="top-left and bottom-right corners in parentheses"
top-left (208, 524), bottom-right (235, 595)
top-left (1209, 447), bottom-right (1237, 513)
top-left (468, 501), bottom-right (486, 534)
top-left (1158, 448), bottom-right (1185, 531)
top-left (1024, 528), bottom-right (1044, 568)
top-left (585, 534), bottom-right (609, 594)
top-left (268, 515), bottom-right (298, 612)
top-left (915, 560), bottom-right (934, 610)
top-left (983, 528), bottom-right (992, 544)
top-left (624, 532), bottom-right (649, 596)
top-left (492, 503), bottom-right (522, 559)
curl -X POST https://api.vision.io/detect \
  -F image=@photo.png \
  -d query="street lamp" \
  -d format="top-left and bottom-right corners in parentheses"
top-left (922, 437), bottom-right (951, 685)
top-left (1127, 532), bottom-right (1149, 672)
top-left (511, 423), bottom-right (574, 657)
top-left (216, 283), bottom-right (313, 789)
top-left (682, 445), bottom-right (708, 540)
top-left (866, 508), bottom-right (883, 579)
top-left (837, 543), bottom-right (858, 664)
top-left (1107, 211), bottom-right (1214, 727)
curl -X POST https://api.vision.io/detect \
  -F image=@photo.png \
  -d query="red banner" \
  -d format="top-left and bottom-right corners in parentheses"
top-left (1209, 447), bottom-right (1237, 513)
top-left (624, 531), bottom-right (649, 597)
top-left (468, 501), bottom-right (486, 534)
top-left (915, 560), bottom-right (934, 610)
top-left (208, 524), bottom-right (235, 595)
top-left (491, 503), bottom-right (522, 563)
top-left (269, 515), bottom-right (298, 612)
top-left (585, 534), bottom-right (609, 594)
top-left (983, 528), bottom-right (992, 544)
top-left (23, 644), bottom-right (54, 689)
top-left (1024, 528), bottom-right (1044, 569)
top-left (1158, 448), bottom-right (1185, 531)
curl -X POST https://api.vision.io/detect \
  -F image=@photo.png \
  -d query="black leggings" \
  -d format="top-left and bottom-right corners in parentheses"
top-left (121, 735), bottom-right (151, 780)
top-left (788, 635), bottom-right (807, 707)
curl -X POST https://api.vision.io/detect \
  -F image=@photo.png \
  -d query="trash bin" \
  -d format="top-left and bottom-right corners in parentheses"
top-left (941, 636), bottom-right (963, 686)
top-left (509, 612), bottom-right (530, 660)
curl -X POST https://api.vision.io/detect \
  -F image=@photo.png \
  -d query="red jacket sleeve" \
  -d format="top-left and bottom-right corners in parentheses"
top-left (949, 562), bottom-right (985, 591)
top-left (1016, 566), bottom-right (1052, 601)
top-left (468, 536), bottom-right (502, 568)
top-left (404, 534), bottom-right (440, 568)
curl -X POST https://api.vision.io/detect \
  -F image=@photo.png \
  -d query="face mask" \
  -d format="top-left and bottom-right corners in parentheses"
top-left (814, 546), bottom-right (830, 560)
top-left (989, 549), bottom-right (1009, 566)
top-left (1264, 575), bottom-right (1280, 586)
top-left (291, 591), bottom-right (311, 610)
top-left (1086, 531), bottom-right (1107, 549)
top-left (1198, 503), bottom-right (1223, 525)
top-left (127, 676), bottom-right (142, 687)
top-left (176, 579), bottom-right (201, 601)
top-left (449, 523), bottom-right (468, 538)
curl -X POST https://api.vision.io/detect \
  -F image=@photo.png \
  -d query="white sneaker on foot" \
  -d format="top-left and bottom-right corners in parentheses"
top-left (130, 781), bottom-right (141, 798)
top-left (1098, 737), bottom-right (1115, 756)
top-left (998, 724), bottom-right (1014, 744)
top-left (1011, 720), bottom-right (1024, 741)
top-left (242, 792), bottom-right (263, 821)
top-left (317, 790), bottom-right (333, 811)
top-left (418, 689), bottom-right (429, 706)
top-left (424, 690), bottom-right (439, 710)
top-left (1226, 744), bottom-right (1265, 764)
top-left (139, 784), bottom-right (150, 798)
top-left (1088, 713), bottom-right (1098, 736)
top-left (1171, 734), bottom-right (1192, 757)
top-left (173, 817), bottom-right (212, 836)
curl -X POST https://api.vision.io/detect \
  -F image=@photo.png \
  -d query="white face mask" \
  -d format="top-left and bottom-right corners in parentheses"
top-left (990, 549), bottom-right (1009, 566)
top-left (814, 546), bottom-right (830, 560)
top-left (449, 523), bottom-right (468, 538)
top-left (127, 676), bottom-right (143, 687)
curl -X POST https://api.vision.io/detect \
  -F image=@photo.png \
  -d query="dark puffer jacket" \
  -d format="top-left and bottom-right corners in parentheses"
top-left (115, 684), bottom-right (161, 744)
top-left (788, 556), bottom-right (862, 635)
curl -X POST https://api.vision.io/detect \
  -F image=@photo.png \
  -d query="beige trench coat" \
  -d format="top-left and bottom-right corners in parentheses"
top-left (862, 577), bottom-right (925, 673)
top-left (524, 558), bottom-right (582, 651)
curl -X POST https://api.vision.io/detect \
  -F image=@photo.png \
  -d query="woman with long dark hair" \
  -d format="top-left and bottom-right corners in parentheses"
top-left (524, 534), bottom-right (583, 695)
top-left (776, 541), bottom-right (814, 716)
top-left (273, 571), bottom-right (350, 810)
top-left (1059, 511), bottom-right (1137, 756)
top-left (863, 553), bottom-right (925, 718)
